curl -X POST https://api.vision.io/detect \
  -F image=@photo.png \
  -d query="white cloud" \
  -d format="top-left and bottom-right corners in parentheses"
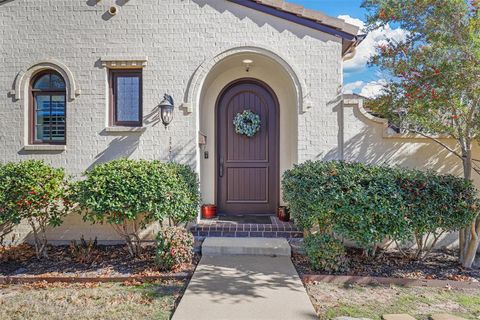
top-left (339, 15), bottom-right (409, 73)
top-left (359, 79), bottom-right (388, 98)
top-left (343, 79), bottom-right (388, 99)
top-left (343, 80), bottom-right (365, 94)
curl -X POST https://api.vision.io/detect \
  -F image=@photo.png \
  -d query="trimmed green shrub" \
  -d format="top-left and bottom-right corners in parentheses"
top-left (159, 162), bottom-right (201, 226)
top-left (155, 226), bottom-right (194, 271)
top-left (303, 233), bottom-right (347, 272)
top-left (283, 161), bottom-right (410, 251)
top-left (0, 162), bottom-right (11, 245)
top-left (398, 171), bottom-right (478, 259)
top-left (74, 159), bottom-right (200, 257)
top-left (0, 160), bottom-right (70, 258)
top-left (283, 161), bottom-right (479, 258)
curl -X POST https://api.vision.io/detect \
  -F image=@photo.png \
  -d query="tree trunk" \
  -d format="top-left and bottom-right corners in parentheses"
top-left (459, 146), bottom-right (480, 268)
top-left (461, 216), bottom-right (480, 268)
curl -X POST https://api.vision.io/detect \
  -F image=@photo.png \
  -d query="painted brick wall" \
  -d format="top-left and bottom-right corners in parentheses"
top-left (0, 0), bottom-right (342, 172)
top-left (0, 0), bottom-right (343, 242)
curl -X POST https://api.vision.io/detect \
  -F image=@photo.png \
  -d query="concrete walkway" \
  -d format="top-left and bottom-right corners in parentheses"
top-left (173, 238), bottom-right (317, 320)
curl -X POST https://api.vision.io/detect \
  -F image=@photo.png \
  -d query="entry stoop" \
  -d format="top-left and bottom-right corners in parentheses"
top-left (201, 237), bottom-right (291, 256)
top-left (190, 215), bottom-right (303, 238)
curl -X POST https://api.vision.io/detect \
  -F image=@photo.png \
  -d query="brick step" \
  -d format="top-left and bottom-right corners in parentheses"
top-left (190, 215), bottom-right (303, 239)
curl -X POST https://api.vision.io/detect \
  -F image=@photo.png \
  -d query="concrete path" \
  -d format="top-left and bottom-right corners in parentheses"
top-left (173, 238), bottom-right (317, 320)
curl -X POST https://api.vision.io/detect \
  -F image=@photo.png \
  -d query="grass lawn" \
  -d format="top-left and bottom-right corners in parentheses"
top-left (0, 280), bottom-right (184, 320)
top-left (307, 282), bottom-right (480, 320)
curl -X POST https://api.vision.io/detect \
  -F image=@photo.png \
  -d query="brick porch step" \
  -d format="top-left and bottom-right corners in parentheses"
top-left (190, 215), bottom-right (303, 239)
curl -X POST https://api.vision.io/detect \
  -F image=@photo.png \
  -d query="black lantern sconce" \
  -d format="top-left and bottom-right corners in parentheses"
top-left (159, 94), bottom-right (174, 127)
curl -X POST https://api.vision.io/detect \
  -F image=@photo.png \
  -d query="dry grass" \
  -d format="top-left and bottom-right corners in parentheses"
top-left (307, 282), bottom-right (480, 320)
top-left (0, 281), bottom-right (184, 320)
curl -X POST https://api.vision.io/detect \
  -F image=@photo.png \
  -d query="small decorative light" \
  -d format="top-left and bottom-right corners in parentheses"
top-left (242, 59), bottom-right (254, 72)
top-left (108, 6), bottom-right (118, 15)
top-left (159, 94), bottom-right (175, 127)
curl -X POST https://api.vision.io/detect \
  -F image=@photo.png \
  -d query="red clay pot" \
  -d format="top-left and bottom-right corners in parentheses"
top-left (277, 206), bottom-right (290, 222)
top-left (201, 205), bottom-right (217, 219)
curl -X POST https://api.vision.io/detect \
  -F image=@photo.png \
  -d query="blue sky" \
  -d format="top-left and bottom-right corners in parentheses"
top-left (289, 0), bottom-right (406, 97)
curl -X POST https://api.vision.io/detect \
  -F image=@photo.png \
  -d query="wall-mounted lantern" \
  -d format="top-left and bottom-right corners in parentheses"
top-left (159, 94), bottom-right (174, 127)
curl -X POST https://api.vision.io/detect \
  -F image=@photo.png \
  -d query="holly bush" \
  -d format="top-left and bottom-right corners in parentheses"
top-left (74, 159), bottom-right (200, 256)
top-left (303, 233), bottom-right (347, 272)
top-left (398, 170), bottom-right (479, 259)
top-left (155, 226), bottom-right (194, 271)
top-left (0, 160), bottom-right (70, 258)
top-left (0, 162), bottom-right (13, 245)
top-left (283, 161), bottom-right (479, 258)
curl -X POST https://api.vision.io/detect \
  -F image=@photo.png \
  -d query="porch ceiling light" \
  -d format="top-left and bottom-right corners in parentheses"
top-left (159, 94), bottom-right (174, 127)
top-left (242, 59), bottom-right (253, 72)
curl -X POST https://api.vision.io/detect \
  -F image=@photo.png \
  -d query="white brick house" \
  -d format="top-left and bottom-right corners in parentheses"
top-left (1, 0), bottom-right (476, 242)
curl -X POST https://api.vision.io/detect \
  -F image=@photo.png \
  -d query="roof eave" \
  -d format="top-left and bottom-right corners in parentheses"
top-left (227, 0), bottom-right (359, 42)
top-left (342, 33), bottom-right (367, 57)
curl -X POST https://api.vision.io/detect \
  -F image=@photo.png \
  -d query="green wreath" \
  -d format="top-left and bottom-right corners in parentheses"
top-left (233, 110), bottom-right (261, 138)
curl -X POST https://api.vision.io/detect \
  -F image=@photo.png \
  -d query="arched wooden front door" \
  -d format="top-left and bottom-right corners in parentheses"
top-left (216, 79), bottom-right (279, 215)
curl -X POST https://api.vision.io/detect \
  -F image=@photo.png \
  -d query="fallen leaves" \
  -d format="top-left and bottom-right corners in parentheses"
top-left (1, 243), bottom-right (198, 279)
top-left (292, 248), bottom-right (480, 282)
top-left (21, 281), bottom-right (100, 290)
top-left (0, 244), bottom-right (36, 263)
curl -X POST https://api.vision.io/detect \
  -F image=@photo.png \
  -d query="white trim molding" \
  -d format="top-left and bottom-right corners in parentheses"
top-left (23, 145), bottom-right (67, 152)
top-left (100, 57), bottom-right (148, 69)
top-left (12, 59), bottom-right (80, 102)
top-left (344, 97), bottom-right (452, 140)
top-left (104, 126), bottom-right (147, 133)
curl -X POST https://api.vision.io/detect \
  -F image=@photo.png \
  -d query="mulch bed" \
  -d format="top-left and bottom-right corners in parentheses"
top-left (293, 247), bottom-right (480, 283)
top-left (0, 244), bottom-right (199, 278)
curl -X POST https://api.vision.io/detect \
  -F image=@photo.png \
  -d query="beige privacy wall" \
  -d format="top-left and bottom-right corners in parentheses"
top-left (342, 98), bottom-right (480, 187)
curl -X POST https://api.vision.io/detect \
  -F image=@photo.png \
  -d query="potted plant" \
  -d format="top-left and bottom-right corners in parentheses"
top-left (277, 206), bottom-right (290, 222)
top-left (201, 204), bottom-right (217, 219)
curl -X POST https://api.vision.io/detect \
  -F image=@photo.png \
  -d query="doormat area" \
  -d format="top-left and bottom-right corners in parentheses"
top-left (217, 215), bottom-right (273, 224)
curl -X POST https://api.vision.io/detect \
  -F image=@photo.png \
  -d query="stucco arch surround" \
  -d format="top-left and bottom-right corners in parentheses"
top-left (13, 59), bottom-right (80, 102)
top-left (194, 46), bottom-right (302, 208)
top-left (185, 46), bottom-right (311, 114)
top-left (11, 59), bottom-right (80, 148)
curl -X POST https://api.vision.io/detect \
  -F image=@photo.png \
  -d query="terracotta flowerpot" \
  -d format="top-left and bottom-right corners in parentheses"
top-left (277, 206), bottom-right (290, 222)
top-left (201, 205), bottom-right (217, 219)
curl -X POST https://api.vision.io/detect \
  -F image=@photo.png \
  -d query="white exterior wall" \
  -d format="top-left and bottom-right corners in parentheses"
top-left (0, 0), bottom-right (343, 242)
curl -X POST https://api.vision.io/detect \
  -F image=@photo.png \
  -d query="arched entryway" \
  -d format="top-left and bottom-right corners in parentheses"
top-left (196, 47), bottom-right (301, 219)
top-left (216, 78), bottom-right (279, 215)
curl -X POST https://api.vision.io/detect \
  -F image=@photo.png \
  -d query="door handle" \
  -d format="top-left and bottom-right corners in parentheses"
top-left (219, 156), bottom-right (224, 178)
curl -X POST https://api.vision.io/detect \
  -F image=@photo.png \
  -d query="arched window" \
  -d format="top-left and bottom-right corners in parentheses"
top-left (30, 71), bottom-right (66, 144)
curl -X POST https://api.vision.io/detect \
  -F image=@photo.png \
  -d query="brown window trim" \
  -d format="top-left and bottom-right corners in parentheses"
top-left (29, 71), bottom-right (67, 145)
top-left (109, 69), bottom-right (143, 127)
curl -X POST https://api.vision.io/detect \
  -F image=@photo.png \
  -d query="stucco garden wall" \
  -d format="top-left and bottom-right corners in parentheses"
top-left (0, 0), bottom-right (343, 242)
top-left (341, 98), bottom-right (480, 249)
top-left (342, 99), bottom-right (480, 187)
